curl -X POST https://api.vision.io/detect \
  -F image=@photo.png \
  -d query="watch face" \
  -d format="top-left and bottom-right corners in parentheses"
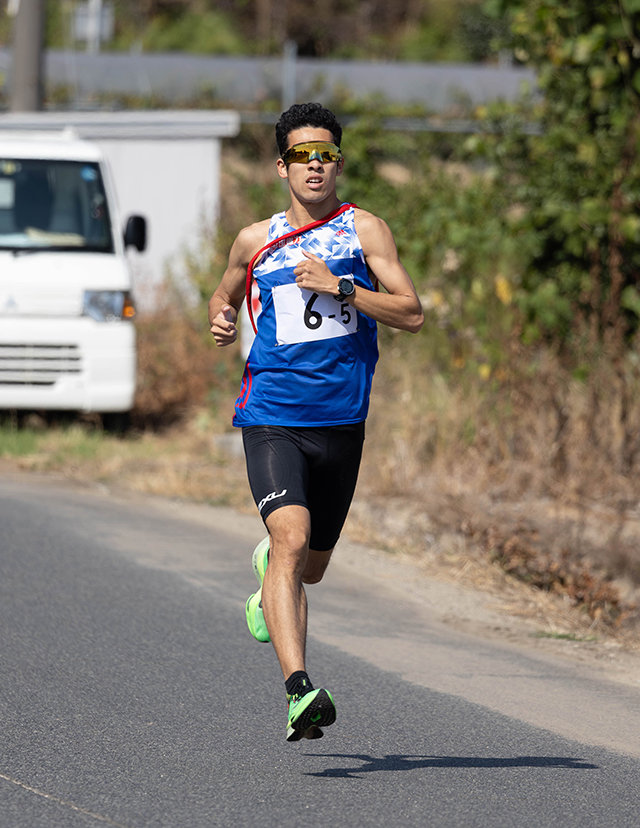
top-left (339, 278), bottom-right (355, 296)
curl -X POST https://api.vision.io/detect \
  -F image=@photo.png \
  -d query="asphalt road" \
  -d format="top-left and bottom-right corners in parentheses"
top-left (1, 472), bottom-right (639, 827)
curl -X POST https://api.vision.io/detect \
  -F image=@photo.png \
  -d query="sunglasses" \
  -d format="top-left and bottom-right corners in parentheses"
top-left (282, 141), bottom-right (343, 166)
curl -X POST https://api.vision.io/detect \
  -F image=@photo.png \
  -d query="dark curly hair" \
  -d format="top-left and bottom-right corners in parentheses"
top-left (275, 102), bottom-right (343, 157)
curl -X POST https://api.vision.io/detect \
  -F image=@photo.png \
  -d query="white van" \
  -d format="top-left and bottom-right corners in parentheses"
top-left (0, 130), bottom-right (146, 417)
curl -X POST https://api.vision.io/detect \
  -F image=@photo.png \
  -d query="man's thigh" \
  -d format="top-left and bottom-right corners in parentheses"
top-left (242, 425), bottom-right (309, 523)
top-left (306, 423), bottom-right (365, 551)
top-left (242, 423), bottom-right (365, 551)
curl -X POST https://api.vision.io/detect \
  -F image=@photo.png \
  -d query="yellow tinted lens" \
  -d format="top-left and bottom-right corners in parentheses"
top-left (283, 146), bottom-right (309, 164)
top-left (283, 142), bottom-right (342, 165)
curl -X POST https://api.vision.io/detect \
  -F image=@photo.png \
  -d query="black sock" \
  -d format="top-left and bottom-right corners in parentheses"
top-left (285, 670), bottom-right (314, 698)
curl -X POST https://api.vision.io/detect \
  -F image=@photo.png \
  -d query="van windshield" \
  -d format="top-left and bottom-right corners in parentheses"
top-left (0, 158), bottom-right (114, 253)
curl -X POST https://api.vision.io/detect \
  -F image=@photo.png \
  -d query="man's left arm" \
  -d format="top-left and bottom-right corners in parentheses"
top-left (293, 210), bottom-right (424, 333)
top-left (350, 210), bottom-right (424, 332)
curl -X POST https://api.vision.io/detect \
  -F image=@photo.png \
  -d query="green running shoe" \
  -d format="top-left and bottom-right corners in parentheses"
top-left (245, 589), bottom-right (270, 642)
top-left (245, 537), bottom-right (270, 643)
top-left (286, 688), bottom-right (336, 742)
top-left (252, 536), bottom-right (269, 584)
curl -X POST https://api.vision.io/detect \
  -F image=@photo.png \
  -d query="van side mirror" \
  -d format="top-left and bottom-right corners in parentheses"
top-left (124, 215), bottom-right (147, 252)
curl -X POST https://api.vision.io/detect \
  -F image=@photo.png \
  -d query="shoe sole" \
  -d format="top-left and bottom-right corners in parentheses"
top-left (288, 724), bottom-right (324, 742)
top-left (286, 689), bottom-right (336, 742)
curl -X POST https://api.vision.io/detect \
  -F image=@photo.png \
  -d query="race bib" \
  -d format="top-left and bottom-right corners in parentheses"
top-left (273, 281), bottom-right (358, 345)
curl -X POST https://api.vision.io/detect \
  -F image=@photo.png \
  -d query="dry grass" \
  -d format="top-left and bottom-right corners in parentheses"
top-left (349, 333), bottom-right (640, 639)
top-left (2, 411), bottom-right (253, 513)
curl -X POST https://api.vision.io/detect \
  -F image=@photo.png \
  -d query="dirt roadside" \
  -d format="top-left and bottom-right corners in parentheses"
top-left (330, 529), bottom-right (640, 693)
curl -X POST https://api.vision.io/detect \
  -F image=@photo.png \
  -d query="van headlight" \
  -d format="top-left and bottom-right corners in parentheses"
top-left (83, 290), bottom-right (136, 322)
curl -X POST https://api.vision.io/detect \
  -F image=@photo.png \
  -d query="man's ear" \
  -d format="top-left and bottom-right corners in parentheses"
top-left (337, 157), bottom-right (345, 176)
top-left (276, 158), bottom-right (289, 180)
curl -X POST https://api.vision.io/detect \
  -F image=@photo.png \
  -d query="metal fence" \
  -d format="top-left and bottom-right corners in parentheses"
top-left (0, 48), bottom-right (537, 116)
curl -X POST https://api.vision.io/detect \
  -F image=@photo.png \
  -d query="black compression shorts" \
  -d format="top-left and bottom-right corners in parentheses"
top-left (242, 423), bottom-right (365, 552)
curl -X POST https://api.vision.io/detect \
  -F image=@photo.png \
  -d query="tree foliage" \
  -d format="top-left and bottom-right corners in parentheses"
top-left (25, 0), bottom-right (501, 61)
top-left (482, 0), bottom-right (640, 353)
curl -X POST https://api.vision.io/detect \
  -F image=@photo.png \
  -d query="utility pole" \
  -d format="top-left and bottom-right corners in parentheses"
top-left (86, 0), bottom-right (103, 54)
top-left (9, 0), bottom-right (45, 112)
top-left (281, 40), bottom-right (297, 112)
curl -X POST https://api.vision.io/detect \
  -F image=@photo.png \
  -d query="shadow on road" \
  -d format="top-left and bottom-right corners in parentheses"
top-left (303, 754), bottom-right (599, 778)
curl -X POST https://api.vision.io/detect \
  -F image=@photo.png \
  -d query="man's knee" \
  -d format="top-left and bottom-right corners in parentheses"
top-left (271, 525), bottom-right (309, 558)
top-left (267, 505), bottom-right (309, 542)
top-left (266, 507), bottom-right (311, 574)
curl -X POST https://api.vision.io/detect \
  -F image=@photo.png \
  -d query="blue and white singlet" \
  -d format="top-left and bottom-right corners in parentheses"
top-left (233, 204), bottom-right (379, 427)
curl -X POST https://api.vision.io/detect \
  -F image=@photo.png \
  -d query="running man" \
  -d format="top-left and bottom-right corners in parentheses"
top-left (209, 102), bottom-right (424, 741)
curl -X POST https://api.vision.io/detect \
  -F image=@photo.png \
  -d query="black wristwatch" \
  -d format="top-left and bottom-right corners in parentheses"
top-left (337, 277), bottom-right (355, 299)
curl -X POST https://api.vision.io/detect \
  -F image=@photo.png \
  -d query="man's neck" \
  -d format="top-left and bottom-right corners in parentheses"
top-left (286, 196), bottom-right (341, 229)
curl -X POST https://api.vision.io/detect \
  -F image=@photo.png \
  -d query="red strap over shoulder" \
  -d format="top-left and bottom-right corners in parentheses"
top-left (245, 202), bottom-right (358, 334)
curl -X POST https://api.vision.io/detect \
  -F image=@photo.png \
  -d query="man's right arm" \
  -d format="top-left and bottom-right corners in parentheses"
top-left (208, 221), bottom-right (268, 347)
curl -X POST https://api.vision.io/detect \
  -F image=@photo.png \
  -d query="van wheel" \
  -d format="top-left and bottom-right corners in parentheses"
top-left (101, 412), bottom-right (130, 434)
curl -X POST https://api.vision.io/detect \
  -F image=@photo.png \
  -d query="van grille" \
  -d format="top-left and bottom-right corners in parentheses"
top-left (0, 343), bottom-right (82, 386)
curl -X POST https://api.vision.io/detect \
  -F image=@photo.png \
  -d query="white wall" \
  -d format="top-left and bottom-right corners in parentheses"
top-left (96, 138), bottom-right (221, 307)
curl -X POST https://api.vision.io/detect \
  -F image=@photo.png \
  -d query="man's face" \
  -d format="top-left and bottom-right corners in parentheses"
top-left (277, 127), bottom-right (343, 203)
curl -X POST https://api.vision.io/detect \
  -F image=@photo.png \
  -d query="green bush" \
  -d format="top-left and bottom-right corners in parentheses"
top-left (482, 0), bottom-right (640, 356)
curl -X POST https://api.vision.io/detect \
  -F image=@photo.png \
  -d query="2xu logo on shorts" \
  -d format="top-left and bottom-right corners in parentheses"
top-left (258, 488), bottom-right (287, 513)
